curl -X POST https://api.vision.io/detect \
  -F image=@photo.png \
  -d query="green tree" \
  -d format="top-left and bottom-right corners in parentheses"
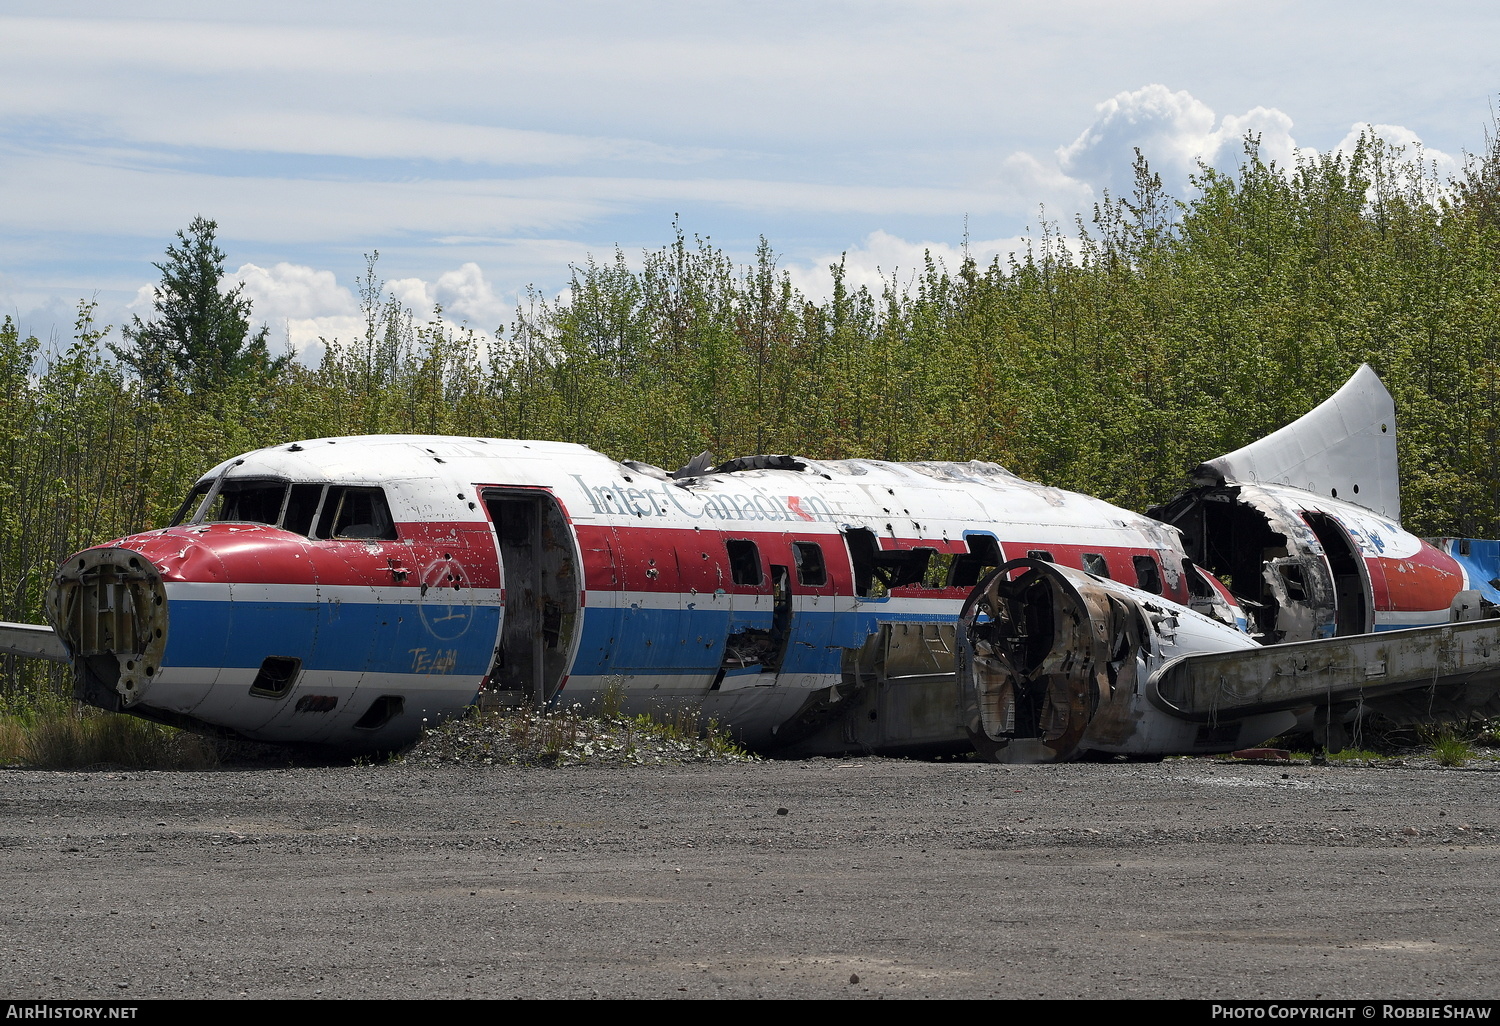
top-left (1454, 103), bottom-right (1500, 231)
top-left (111, 216), bottom-right (284, 395)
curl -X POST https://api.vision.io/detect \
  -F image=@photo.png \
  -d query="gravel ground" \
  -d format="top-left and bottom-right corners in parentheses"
top-left (3, 754), bottom-right (1500, 1000)
top-left (401, 707), bottom-right (759, 768)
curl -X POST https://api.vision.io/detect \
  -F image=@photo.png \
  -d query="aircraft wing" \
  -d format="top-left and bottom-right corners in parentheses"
top-left (1149, 617), bottom-right (1500, 723)
top-left (0, 621), bottom-right (69, 662)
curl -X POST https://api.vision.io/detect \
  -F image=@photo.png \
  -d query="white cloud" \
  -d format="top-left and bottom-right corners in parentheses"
top-left (1212, 106), bottom-right (1310, 170)
top-left (1057, 84), bottom-right (1219, 198)
top-left (785, 229), bottom-right (1037, 302)
top-left (384, 278), bottom-right (433, 317)
top-left (984, 151), bottom-right (1096, 218)
top-left (1330, 122), bottom-right (1459, 180)
top-left (387, 264), bottom-right (505, 329)
top-left (228, 260), bottom-right (505, 357)
top-left (1047, 84), bottom-right (1457, 209)
top-left (125, 284), bottom-right (156, 313)
top-left (233, 262), bottom-right (358, 321)
top-left (1052, 84), bottom-right (1319, 200)
top-left (433, 263), bottom-right (507, 328)
top-left (227, 262), bottom-right (361, 358)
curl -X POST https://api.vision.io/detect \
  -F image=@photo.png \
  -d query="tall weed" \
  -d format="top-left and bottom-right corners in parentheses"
top-left (0, 694), bottom-right (217, 770)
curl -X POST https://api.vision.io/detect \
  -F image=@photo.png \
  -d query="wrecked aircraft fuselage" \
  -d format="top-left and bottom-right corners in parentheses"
top-left (1146, 479), bottom-right (1467, 644)
top-left (6, 363), bottom-right (1494, 760)
top-left (1150, 364), bottom-right (1466, 646)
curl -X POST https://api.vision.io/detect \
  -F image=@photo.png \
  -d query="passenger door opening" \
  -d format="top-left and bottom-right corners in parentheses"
top-left (1302, 511), bottom-right (1371, 636)
top-left (483, 489), bottom-right (579, 705)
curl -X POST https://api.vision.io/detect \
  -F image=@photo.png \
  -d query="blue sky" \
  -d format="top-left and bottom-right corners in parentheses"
top-left (2, 1), bottom-right (1496, 357)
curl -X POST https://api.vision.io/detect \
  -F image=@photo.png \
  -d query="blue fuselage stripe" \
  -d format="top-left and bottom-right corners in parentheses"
top-left (162, 597), bottom-right (961, 679)
top-left (165, 599), bottom-right (499, 676)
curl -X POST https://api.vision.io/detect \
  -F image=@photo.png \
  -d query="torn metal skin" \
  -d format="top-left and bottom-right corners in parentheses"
top-left (957, 557), bottom-right (1500, 763)
top-left (1150, 480), bottom-right (1340, 644)
top-left (768, 622), bottom-right (970, 759)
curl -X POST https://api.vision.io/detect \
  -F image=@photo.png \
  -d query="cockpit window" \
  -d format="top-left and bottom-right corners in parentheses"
top-left (174, 479), bottom-right (288, 527)
top-left (282, 484), bottom-right (323, 536)
top-left (171, 479), bottom-right (398, 541)
top-left (217, 482), bottom-right (287, 525)
top-left (171, 482), bottom-right (211, 526)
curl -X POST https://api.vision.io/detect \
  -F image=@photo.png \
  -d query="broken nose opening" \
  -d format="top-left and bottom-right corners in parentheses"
top-left (959, 559), bottom-right (1120, 763)
top-left (46, 548), bottom-right (169, 712)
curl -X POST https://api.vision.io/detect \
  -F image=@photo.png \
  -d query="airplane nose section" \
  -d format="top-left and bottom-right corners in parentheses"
top-left (46, 547), bottom-right (170, 712)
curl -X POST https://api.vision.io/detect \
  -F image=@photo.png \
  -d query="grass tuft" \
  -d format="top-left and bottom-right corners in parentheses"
top-left (1266, 722), bottom-right (1497, 768)
top-left (1324, 747), bottom-right (1384, 763)
top-left (0, 693), bottom-right (218, 770)
top-left (1422, 727), bottom-right (1474, 768)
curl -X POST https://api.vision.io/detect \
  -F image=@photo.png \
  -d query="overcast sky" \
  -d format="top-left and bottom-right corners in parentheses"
top-left (2, 1), bottom-right (1496, 357)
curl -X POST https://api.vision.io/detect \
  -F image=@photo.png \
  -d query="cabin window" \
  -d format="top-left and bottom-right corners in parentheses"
top-left (354, 694), bottom-right (404, 730)
top-left (1278, 562), bottom-right (1308, 600)
top-left (1027, 549), bottom-right (1054, 562)
top-left (886, 550), bottom-right (932, 589)
top-left (316, 487), bottom-right (398, 540)
top-left (725, 539), bottom-right (762, 586)
top-left (1083, 553), bottom-right (1110, 578)
top-left (249, 655), bottom-right (301, 698)
top-left (792, 542), bottom-right (827, 586)
top-left (1133, 555), bottom-right (1162, 594)
top-left (843, 528), bottom-right (932, 598)
top-left (295, 695), bottom-right (337, 713)
top-left (1184, 559), bottom-right (1215, 598)
top-left (950, 536), bottom-right (1002, 587)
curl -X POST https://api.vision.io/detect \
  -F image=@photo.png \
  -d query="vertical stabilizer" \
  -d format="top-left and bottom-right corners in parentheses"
top-left (1195, 364), bottom-right (1399, 519)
